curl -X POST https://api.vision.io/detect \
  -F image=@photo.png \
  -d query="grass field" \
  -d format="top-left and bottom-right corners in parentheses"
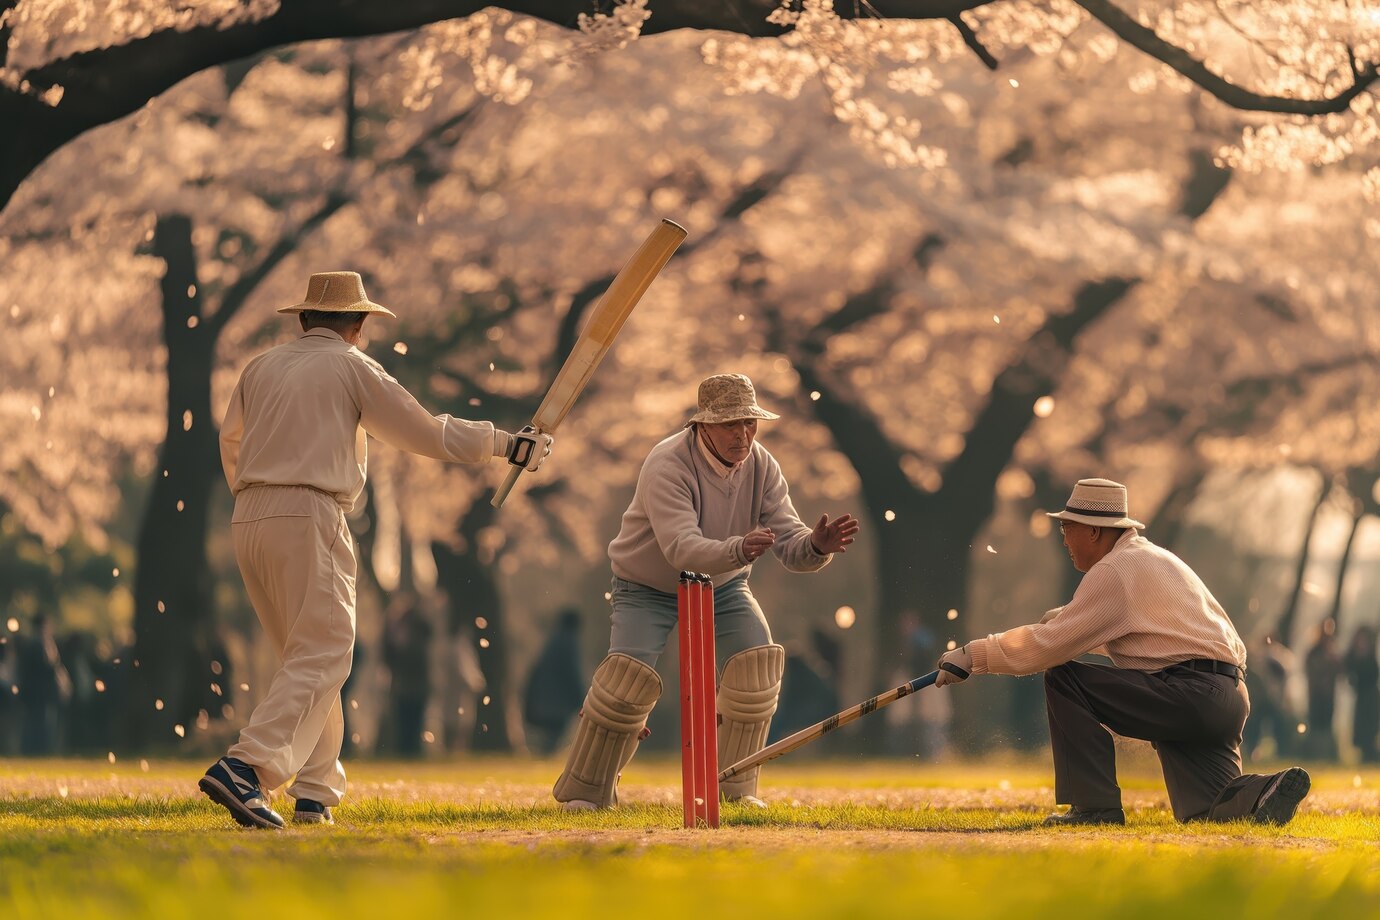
top-left (3, 753), bottom-right (1380, 918)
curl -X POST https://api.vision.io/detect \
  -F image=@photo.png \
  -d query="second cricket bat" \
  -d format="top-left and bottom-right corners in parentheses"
top-left (491, 218), bottom-right (688, 508)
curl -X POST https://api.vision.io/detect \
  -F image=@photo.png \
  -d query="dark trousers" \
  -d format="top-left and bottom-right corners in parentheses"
top-left (1045, 660), bottom-right (1276, 822)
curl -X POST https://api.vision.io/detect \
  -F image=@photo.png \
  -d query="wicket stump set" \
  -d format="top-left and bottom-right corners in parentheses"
top-left (677, 572), bottom-right (718, 828)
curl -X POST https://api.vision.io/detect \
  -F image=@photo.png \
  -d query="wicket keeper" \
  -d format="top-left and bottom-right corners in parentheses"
top-left (553, 373), bottom-right (859, 809)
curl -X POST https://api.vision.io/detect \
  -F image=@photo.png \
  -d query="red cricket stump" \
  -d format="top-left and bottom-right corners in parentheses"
top-left (678, 571), bottom-right (719, 828)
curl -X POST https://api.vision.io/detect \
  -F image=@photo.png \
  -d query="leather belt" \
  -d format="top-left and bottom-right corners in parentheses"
top-left (1172, 658), bottom-right (1244, 681)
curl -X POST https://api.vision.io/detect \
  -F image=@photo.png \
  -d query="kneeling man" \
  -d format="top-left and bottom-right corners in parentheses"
top-left (938, 478), bottom-right (1309, 826)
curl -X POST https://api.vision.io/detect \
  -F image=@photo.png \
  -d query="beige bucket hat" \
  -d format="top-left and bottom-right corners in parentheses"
top-left (685, 374), bottom-right (780, 426)
top-left (1047, 478), bottom-right (1145, 530)
top-left (278, 271), bottom-right (396, 317)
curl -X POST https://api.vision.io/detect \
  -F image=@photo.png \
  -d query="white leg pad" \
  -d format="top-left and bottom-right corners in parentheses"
top-left (717, 644), bottom-right (785, 800)
top-left (553, 654), bottom-right (661, 807)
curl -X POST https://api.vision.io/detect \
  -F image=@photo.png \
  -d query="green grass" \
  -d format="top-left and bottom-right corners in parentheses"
top-left (3, 757), bottom-right (1380, 919)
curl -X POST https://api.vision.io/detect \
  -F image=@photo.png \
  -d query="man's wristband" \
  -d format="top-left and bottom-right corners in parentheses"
top-left (493, 430), bottom-right (515, 458)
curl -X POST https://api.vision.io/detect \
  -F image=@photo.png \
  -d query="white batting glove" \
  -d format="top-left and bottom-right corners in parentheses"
top-left (935, 646), bottom-right (973, 688)
top-left (501, 426), bottom-right (553, 472)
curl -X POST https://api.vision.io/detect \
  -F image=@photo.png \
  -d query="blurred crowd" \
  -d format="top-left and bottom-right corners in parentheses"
top-left (5, 604), bottom-right (1378, 764)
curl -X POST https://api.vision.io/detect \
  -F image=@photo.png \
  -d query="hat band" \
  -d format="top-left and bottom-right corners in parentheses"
top-left (1064, 505), bottom-right (1126, 518)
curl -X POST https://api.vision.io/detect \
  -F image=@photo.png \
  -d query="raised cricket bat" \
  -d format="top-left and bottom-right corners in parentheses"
top-left (491, 219), bottom-right (688, 508)
top-left (718, 667), bottom-right (954, 782)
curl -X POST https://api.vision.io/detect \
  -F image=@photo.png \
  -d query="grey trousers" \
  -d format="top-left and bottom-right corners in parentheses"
top-left (608, 574), bottom-right (771, 670)
top-left (1045, 660), bottom-right (1276, 822)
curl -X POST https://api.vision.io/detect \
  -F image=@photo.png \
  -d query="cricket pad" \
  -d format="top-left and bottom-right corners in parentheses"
top-left (717, 644), bottom-right (785, 800)
top-left (553, 654), bottom-right (661, 807)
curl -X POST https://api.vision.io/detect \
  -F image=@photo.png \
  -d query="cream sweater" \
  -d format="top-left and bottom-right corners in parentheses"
top-left (608, 428), bottom-right (830, 594)
top-left (969, 530), bottom-right (1247, 675)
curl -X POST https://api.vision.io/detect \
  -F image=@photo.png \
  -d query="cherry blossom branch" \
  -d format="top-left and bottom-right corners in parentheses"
top-left (1075, 0), bottom-right (1380, 114)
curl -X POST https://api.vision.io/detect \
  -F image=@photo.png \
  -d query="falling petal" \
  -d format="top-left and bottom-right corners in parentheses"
top-left (393, 342), bottom-right (409, 355)
top-left (479, 638), bottom-right (490, 648)
top-left (884, 510), bottom-right (896, 522)
top-left (475, 617), bottom-right (488, 629)
top-left (947, 609), bottom-right (958, 620)
top-left (946, 640), bottom-right (957, 651)
top-left (834, 606), bottom-right (856, 629)
top-left (986, 545), bottom-right (997, 554)
top-left (58, 785), bottom-right (68, 798)
top-left (240, 683), bottom-right (250, 692)
top-left (482, 695), bottom-right (492, 706)
top-left (108, 752), bottom-right (116, 764)
top-left (174, 725), bottom-right (185, 737)
top-left (94, 679), bottom-right (106, 692)
top-left (810, 391), bottom-right (821, 401)
top-left (6, 618), bottom-right (17, 632)
top-left (422, 731), bottom-right (435, 744)
top-left (154, 699), bottom-right (164, 711)
top-left (350, 699), bottom-right (359, 711)
top-left (140, 760), bottom-right (150, 772)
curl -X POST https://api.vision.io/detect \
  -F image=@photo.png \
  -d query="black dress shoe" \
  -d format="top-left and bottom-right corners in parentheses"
top-left (1042, 806), bottom-right (1126, 827)
top-left (1252, 767), bottom-right (1310, 826)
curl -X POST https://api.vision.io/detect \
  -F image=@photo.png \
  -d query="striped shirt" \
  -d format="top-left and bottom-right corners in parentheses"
top-left (968, 530), bottom-right (1247, 676)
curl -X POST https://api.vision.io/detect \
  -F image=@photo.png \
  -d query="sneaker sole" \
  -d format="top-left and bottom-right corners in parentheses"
top-left (1253, 767), bottom-right (1311, 825)
top-left (198, 775), bottom-right (282, 830)
top-left (293, 813), bottom-right (333, 825)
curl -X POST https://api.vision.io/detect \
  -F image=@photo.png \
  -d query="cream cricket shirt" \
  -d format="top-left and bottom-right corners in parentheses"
top-left (968, 529), bottom-right (1248, 676)
top-left (220, 329), bottom-right (497, 512)
top-left (608, 428), bottom-right (830, 594)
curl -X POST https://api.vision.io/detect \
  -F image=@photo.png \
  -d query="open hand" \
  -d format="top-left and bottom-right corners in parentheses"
top-left (742, 526), bottom-right (776, 563)
top-left (810, 513), bottom-right (859, 555)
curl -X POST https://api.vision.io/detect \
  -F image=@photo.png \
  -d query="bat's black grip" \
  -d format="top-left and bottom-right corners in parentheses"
top-left (939, 661), bottom-right (970, 681)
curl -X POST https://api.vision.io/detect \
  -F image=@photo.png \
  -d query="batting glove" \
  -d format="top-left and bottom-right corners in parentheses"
top-left (935, 645), bottom-right (973, 688)
top-left (502, 426), bottom-right (553, 472)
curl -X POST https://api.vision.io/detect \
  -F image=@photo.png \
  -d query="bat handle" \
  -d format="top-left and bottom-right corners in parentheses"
top-left (490, 464), bottom-right (524, 508)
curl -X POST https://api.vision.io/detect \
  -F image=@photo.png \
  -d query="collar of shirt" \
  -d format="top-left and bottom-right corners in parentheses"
top-left (299, 328), bottom-right (346, 343)
top-left (695, 428), bottom-right (743, 480)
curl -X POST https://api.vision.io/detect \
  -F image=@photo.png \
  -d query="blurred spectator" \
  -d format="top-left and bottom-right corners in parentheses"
top-left (382, 593), bottom-right (432, 757)
top-left (771, 641), bottom-right (840, 745)
top-left (522, 608), bottom-right (585, 756)
top-left (1243, 633), bottom-right (1298, 760)
top-left (0, 633), bottom-right (18, 754)
top-left (17, 613), bottom-right (72, 755)
top-left (1345, 625), bottom-right (1380, 763)
top-left (1303, 619), bottom-right (1342, 761)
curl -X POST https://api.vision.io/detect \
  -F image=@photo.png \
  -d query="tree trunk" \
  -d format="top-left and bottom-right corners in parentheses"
top-left (1275, 473), bottom-right (1328, 647)
top-left (432, 494), bottom-right (521, 752)
top-left (125, 215), bottom-right (222, 748)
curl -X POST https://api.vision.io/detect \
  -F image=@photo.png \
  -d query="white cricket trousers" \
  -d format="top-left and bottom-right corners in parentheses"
top-left (227, 485), bottom-right (356, 805)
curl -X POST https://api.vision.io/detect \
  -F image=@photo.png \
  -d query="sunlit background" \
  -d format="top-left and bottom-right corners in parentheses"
top-left (1, 0), bottom-right (1378, 769)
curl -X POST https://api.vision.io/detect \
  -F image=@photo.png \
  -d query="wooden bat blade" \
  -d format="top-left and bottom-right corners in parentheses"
top-left (717, 670), bottom-right (940, 782)
top-left (491, 219), bottom-right (687, 508)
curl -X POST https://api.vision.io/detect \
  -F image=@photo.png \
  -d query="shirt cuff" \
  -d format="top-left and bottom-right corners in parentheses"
top-left (492, 429), bottom-right (514, 459)
top-left (729, 536), bottom-right (748, 567)
top-left (967, 638), bottom-right (991, 675)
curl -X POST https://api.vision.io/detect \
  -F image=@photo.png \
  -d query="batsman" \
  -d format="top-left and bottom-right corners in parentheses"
top-left (553, 373), bottom-right (860, 809)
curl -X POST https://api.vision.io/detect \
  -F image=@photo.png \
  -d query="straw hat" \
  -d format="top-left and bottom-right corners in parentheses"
top-left (278, 271), bottom-right (396, 317)
top-left (1046, 478), bottom-right (1145, 530)
top-left (685, 374), bottom-right (780, 426)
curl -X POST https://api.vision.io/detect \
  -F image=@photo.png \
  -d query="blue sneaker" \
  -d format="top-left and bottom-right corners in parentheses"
top-left (199, 757), bottom-right (284, 830)
top-left (293, 799), bottom-right (334, 825)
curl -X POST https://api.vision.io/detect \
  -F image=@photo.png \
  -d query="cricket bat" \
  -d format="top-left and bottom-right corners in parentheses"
top-left (491, 218), bottom-right (688, 508)
top-left (718, 667), bottom-right (957, 782)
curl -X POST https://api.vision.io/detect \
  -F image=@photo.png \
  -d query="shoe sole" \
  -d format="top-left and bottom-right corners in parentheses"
top-left (293, 813), bottom-right (333, 826)
top-left (198, 776), bottom-right (282, 830)
top-left (1253, 767), bottom-right (1310, 825)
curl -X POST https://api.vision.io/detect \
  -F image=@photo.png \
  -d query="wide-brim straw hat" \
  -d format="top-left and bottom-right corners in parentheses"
top-left (685, 374), bottom-right (780, 426)
top-left (1046, 478), bottom-right (1145, 530)
top-left (277, 271), bottom-right (396, 317)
